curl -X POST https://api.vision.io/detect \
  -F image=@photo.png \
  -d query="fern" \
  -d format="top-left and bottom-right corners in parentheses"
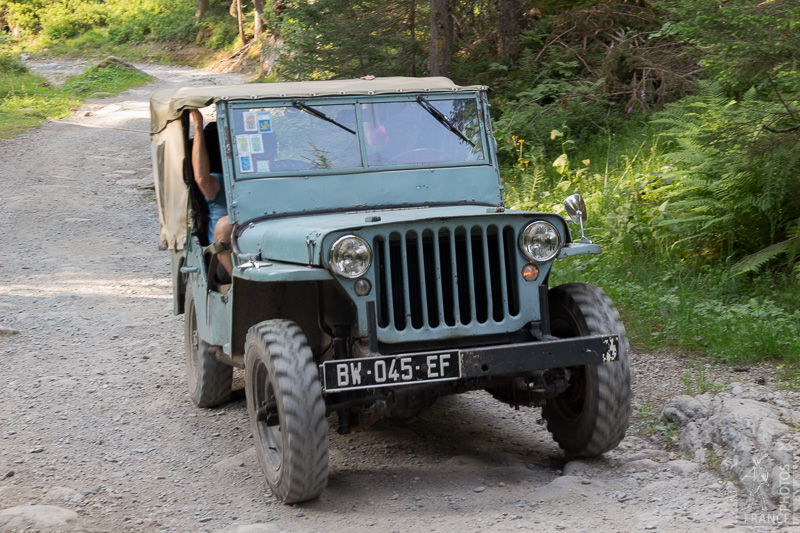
top-left (650, 80), bottom-right (800, 266)
top-left (733, 225), bottom-right (800, 275)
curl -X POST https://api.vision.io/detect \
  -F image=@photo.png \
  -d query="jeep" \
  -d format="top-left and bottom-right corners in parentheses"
top-left (150, 76), bottom-right (631, 504)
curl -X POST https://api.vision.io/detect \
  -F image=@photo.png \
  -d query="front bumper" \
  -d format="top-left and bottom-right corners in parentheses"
top-left (320, 334), bottom-right (619, 393)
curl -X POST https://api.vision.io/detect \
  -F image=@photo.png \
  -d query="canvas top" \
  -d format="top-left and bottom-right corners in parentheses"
top-left (149, 76), bottom-right (487, 134)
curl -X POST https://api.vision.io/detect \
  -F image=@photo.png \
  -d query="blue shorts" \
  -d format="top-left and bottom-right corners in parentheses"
top-left (206, 172), bottom-right (227, 243)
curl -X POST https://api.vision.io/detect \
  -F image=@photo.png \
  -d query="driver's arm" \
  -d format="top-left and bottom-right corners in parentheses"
top-left (190, 110), bottom-right (221, 201)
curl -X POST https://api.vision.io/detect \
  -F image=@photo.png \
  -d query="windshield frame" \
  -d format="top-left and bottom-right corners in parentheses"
top-left (218, 92), bottom-right (491, 181)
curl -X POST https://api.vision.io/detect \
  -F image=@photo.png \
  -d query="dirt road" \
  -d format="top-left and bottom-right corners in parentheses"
top-left (0, 62), bottom-right (762, 532)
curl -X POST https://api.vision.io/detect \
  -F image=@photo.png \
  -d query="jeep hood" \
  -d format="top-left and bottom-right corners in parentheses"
top-left (235, 206), bottom-right (535, 266)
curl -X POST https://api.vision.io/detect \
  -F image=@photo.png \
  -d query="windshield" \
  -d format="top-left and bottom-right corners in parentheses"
top-left (228, 96), bottom-right (485, 178)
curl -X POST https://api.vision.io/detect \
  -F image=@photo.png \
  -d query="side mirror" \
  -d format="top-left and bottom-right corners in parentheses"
top-left (563, 193), bottom-right (591, 244)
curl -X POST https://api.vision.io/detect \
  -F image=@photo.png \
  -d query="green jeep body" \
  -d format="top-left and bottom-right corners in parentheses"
top-left (150, 77), bottom-right (631, 504)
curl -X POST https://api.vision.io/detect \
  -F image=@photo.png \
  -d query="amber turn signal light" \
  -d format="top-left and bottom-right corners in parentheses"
top-left (521, 263), bottom-right (540, 282)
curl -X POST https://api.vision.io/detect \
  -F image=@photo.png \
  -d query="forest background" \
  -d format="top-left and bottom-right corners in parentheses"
top-left (1, 0), bottom-right (799, 371)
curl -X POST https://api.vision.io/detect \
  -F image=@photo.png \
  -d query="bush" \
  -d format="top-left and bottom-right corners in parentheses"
top-left (0, 51), bottom-right (27, 74)
top-left (108, 17), bottom-right (152, 45)
top-left (40, 0), bottom-right (108, 40)
top-left (151, 12), bottom-right (197, 43)
top-left (199, 20), bottom-right (237, 50)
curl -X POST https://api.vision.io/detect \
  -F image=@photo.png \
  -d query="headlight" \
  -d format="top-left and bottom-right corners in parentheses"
top-left (329, 235), bottom-right (372, 278)
top-left (519, 221), bottom-right (561, 262)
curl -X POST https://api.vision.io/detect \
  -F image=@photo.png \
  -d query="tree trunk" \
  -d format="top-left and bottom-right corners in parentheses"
top-left (498, 0), bottom-right (524, 58)
top-left (408, 0), bottom-right (417, 77)
top-left (253, 0), bottom-right (265, 41)
top-left (259, 1), bottom-right (285, 78)
top-left (236, 0), bottom-right (245, 44)
top-left (428, 0), bottom-right (452, 77)
top-left (195, 0), bottom-right (209, 18)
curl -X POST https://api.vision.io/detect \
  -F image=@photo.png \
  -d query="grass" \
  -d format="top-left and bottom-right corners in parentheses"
top-left (551, 245), bottom-right (800, 364)
top-left (0, 51), bottom-right (153, 137)
top-left (63, 62), bottom-right (153, 97)
top-left (680, 359), bottom-right (725, 396)
top-left (507, 109), bottom-right (800, 367)
top-left (633, 400), bottom-right (679, 450)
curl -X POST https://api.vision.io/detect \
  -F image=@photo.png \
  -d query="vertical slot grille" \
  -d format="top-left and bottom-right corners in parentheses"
top-left (375, 223), bottom-right (519, 331)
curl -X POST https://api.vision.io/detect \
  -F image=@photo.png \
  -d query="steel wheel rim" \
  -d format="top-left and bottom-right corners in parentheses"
top-left (185, 298), bottom-right (198, 389)
top-left (550, 316), bottom-right (588, 422)
top-left (253, 358), bottom-right (282, 472)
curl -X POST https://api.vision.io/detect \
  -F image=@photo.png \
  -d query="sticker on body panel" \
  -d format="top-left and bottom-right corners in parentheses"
top-left (322, 350), bottom-right (460, 393)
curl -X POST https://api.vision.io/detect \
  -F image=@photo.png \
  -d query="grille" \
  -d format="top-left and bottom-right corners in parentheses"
top-left (374, 224), bottom-right (520, 331)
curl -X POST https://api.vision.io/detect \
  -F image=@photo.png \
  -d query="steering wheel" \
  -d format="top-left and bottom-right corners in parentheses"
top-left (388, 148), bottom-right (450, 165)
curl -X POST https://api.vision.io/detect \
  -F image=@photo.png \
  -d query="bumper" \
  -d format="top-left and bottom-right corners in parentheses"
top-left (320, 334), bottom-right (619, 393)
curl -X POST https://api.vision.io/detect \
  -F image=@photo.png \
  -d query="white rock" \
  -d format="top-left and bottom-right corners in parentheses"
top-left (666, 460), bottom-right (699, 476)
top-left (0, 504), bottom-right (78, 531)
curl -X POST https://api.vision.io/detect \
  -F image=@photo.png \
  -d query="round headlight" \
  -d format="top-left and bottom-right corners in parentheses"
top-left (329, 235), bottom-right (372, 279)
top-left (519, 221), bottom-right (561, 262)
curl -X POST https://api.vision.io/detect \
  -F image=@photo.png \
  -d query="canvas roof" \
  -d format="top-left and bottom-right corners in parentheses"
top-left (149, 76), bottom-right (487, 134)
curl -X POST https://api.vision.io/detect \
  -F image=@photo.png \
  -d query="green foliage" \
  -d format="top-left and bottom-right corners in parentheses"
top-left (652, 82), bottom-right (800, 269)
top-left (0, 0), bottom-right (46, 35)
top-left (661, 0), bottom-right (800, 97)
top-left (198, 19), bottom-right (238, 50)
top-left (553, 253), bottom-right (800, 362)
top-left (106, 0), bottom-right (197, 45)
top-left (0, 49), bottom-right (27, 74)
top-left (280, 0), bottom-right (425, 79)
top-left (40, 0), bottom-right (108, 40)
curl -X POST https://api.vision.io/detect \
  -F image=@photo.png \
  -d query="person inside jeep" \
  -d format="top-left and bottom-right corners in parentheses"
top-left (190, 109), bottom-right (233, 277)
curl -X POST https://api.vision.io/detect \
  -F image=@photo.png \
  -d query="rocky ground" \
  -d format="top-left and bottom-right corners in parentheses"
top-left (0, 60), bottom-right (797, 532)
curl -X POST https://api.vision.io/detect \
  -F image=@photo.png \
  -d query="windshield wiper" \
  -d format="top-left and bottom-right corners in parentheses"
top-left (415, 95), bottom-right (475, 147)
top-left (292, 100), bottom-right (356, 135)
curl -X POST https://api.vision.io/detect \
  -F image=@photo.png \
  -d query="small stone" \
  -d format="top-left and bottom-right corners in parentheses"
top-left (581, 479), bottom-right (591, 485)
top-left (474, 486), bottom-right (486, 493)
top-left (391, 494), bottom-right (399, 500)
top-left (296, 511), bottom-right (305, 517)
top-left (30, 446), bottom-right (44, 453)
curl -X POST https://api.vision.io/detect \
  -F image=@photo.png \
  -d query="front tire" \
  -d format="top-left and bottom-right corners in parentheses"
top-left (245, 320), bottom-right (328, 503)
top-left (542, 283), bottom-right (631, 457)
top-left (185, 286), bottom-right (232, 407)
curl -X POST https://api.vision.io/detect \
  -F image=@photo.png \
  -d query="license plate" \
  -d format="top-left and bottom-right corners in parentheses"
top-left (322, 351), bottom-right (460, 392)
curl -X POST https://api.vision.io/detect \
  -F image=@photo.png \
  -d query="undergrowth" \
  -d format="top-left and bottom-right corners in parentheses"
top-left (552, 251), bottom-right (800, 363)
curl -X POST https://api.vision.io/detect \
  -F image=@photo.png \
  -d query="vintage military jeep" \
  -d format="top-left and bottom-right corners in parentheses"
top-left (150, 77), bottom-right (630, 504)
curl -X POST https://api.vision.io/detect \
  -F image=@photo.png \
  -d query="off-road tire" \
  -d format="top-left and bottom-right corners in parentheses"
top-left (245, 320), bottom-right (329, 504)
top-left (542, 283), bottom-right (631, 457)
top-left (184, 286), bottom-right (232, 407)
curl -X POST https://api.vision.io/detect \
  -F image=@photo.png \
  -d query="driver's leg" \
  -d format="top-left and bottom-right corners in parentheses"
top-left (213, 216), bottom-right (234, 276)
